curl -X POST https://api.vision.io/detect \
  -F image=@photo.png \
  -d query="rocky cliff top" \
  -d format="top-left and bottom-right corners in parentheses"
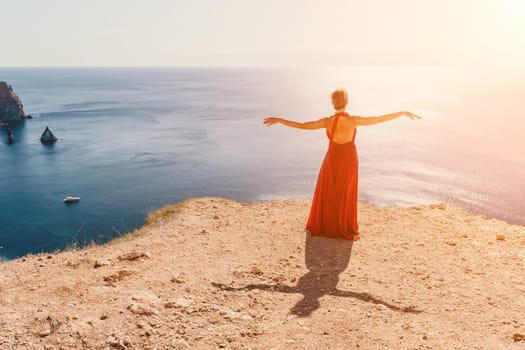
top-left (1, 198), bottom-right (525, 349)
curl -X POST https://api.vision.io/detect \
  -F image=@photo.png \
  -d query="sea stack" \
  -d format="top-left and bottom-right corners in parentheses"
top-left (0, 81), bottom-right (26, 124)
top-left (40, 126), bottom-right (58, 144)
top-left (6, 128), bottom-right (14, 144)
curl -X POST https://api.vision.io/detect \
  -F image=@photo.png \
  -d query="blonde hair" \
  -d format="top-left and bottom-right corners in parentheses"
top-left (331, 89), bottom-right (348, 110)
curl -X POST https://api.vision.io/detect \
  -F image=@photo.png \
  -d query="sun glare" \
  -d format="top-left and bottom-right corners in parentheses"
top-left (489, 0), bottom-right (525, 39)
top-left (461, 0), bottom-right (525, 66)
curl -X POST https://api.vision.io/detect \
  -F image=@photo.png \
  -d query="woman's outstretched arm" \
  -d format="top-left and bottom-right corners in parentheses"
top-left (352, 111), bottom-right (421, 126)
top-left (263, 117), bottom-right (327, 130)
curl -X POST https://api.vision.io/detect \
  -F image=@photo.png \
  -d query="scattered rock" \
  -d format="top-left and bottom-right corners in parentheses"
top-left (272, 274), bottom-right (286, 283)
top-left (130, 290), bottom-right (161, 306)
top-left (117, 251), bottom-right (150, 261)
top-left (221, 308), bottom-right (253, 321)
top-left (514, 333), bottom-right (525, 342)
top-left (174, 297), bottom-right (194, 308)
top-left (127, 303), bottom-right (157, 316)
top-left (38, 329), bottom-right (51, 337)
top-left (35, 315), bottom-right (61, 338)
top-left (251, 266), bottom-right (264, 275)
top-left (106, 335), bottom-right (135, 349)
top-left (103, 270), bottom-right (133, 284)
top-left (375, 304), bottom-right (388, 311)
top-left (163, 301), bottom-right (177, 308)
top-left (94, 260), bottom-right (111, 268)
top-left (496, 234), bottom-right (506, 241)
top-left (172, 338), bottom-right (190, 349)
top-left (171, 273), bottom-right (187, 284)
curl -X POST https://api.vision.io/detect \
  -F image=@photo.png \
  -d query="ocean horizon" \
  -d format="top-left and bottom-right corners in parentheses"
top-left (1, 66), bottom-right (524, 260)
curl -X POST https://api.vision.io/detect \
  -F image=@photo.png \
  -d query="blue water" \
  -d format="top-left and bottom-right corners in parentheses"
top-left (1, 67), bottom-right (524, 260)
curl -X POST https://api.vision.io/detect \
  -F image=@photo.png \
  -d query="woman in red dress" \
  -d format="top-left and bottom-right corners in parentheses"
top-left (264, 89), bottom-right (420, 241)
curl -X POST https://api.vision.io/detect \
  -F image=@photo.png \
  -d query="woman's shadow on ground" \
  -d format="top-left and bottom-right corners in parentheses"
top-left (212, 233), bottom-right (421, 317)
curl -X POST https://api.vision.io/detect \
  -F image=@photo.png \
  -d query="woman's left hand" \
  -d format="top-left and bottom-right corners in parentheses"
top-left (263, 117), bottom-right (282, 126)
top-left (404, 112), bottom-right (421, 120)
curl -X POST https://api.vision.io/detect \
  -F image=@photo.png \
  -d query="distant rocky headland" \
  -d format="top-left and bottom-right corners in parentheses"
top-left (0, 81), bottom-right (27, 124)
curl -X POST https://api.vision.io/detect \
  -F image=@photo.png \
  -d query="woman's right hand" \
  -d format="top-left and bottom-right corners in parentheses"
top-left (263, 117), bottom-right (282, 126)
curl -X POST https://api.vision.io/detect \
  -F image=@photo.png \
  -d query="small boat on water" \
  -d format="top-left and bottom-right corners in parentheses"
top-left (63, 196), bottom-right (80, 204)
top-left (40, 126), bottom-right (58, 144)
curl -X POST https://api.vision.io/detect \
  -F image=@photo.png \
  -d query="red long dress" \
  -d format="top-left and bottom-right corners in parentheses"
top-left (305, 112), bottom-right (360, 241)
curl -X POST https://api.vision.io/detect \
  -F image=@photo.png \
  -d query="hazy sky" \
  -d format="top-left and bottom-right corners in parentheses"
top-left (1, 0), bottom-right (524, 67)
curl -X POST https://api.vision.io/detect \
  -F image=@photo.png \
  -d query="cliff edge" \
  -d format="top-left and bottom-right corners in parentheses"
top-left (1, 198), bottom-right (524, 349)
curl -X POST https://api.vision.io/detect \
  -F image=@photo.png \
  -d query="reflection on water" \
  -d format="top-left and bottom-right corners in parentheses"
top-left (0, 67), bottom-right (524, 259)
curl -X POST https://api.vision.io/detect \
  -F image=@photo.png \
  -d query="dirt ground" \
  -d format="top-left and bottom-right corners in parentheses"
top-left (1, 197), bottom-right (525, 349)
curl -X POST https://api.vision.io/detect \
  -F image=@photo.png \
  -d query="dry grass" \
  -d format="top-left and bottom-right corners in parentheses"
top-left (106, 227), bottom-right (147, 245)
top-left (107, 199), bottom-right (190, 245)
top-left (145, 199), bottom-right (189, 225)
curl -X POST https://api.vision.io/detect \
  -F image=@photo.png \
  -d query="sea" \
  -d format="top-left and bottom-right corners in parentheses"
top-left (1, 66), bottom-right (524, 260)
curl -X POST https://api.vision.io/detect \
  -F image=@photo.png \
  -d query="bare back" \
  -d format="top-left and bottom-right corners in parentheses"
top-left (326, 114), bottom-right (356, 144)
